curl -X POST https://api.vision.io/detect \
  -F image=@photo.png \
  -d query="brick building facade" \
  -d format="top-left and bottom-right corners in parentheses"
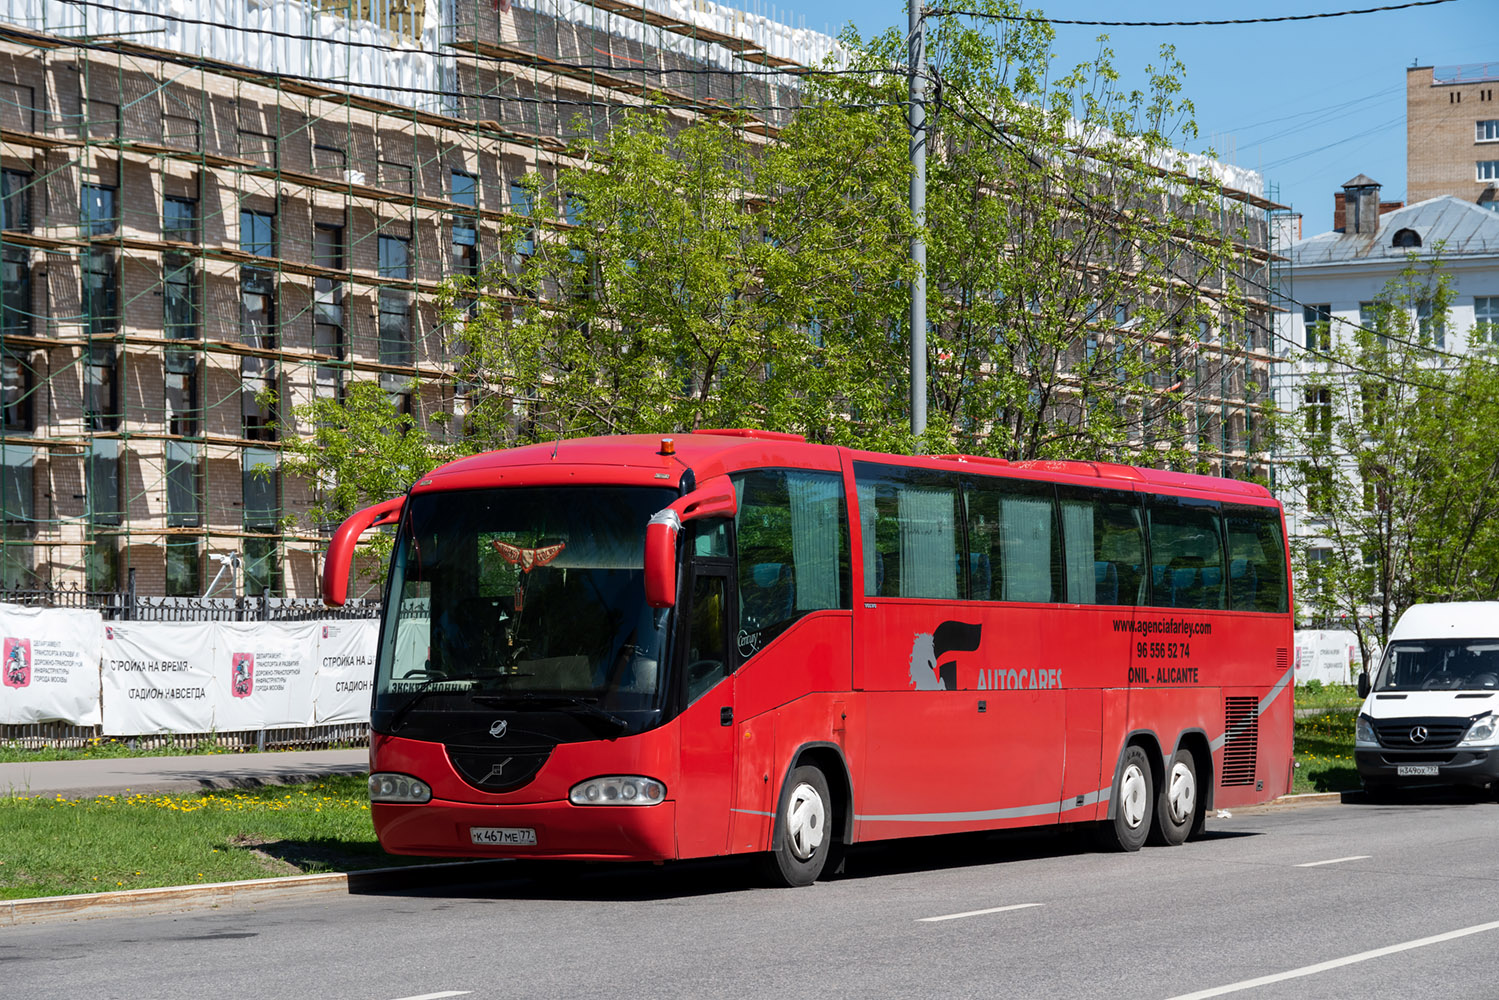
top-left (1406, 63), bottom-right (1499, 208)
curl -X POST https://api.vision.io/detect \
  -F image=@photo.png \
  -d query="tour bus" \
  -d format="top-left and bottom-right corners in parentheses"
top-left (324, 430), bottom-right (1293, 886)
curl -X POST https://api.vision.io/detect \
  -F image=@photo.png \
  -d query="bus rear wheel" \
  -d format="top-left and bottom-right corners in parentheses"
top-left (1097, 745), bottom-right (1153, 852)
top-left (1149, 748), bottom-right (1198, 847)
top-left (760, 765), bottom-right (832, 887)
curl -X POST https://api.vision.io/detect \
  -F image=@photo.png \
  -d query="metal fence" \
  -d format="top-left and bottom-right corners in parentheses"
top-left (0, 572), bottom-right (381, 752)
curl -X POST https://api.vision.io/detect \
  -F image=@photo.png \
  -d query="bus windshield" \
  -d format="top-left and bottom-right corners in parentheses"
top-left (375, 486), bottom-right (677, 726)
top-left (1373, 639), bottom-right (1499, 692)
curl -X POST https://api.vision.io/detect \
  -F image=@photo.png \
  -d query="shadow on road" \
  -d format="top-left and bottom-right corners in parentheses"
top-left (1341, 785), bottom-right (1498, 807)
top-left (347, 821), bottom-right (1260, 903)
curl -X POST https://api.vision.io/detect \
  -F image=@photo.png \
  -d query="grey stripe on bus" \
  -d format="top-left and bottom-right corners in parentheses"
top-left (1209, 664), bottom-right (1294, 751)
top-left (730, 808), bottom-right (776, 817)
top-left (856, 787), bottom-right (1110, 824)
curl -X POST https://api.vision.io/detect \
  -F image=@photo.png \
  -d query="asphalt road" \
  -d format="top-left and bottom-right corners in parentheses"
top-left (0, 749), bottom-right (368, 798)
top-left (5, 793), bottom-right (1496, 1000)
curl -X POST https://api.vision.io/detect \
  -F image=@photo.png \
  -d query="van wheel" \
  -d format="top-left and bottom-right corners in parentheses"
top-left (1096, 745), bottom-right (1153, 852)
top-left (759, 766), bottom-right (831, 887)
top-left (1149, 748), bottom-right (1197, 846)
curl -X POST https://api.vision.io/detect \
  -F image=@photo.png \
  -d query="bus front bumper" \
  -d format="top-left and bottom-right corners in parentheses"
top-left (1355, 748), bottom-right (1499, 788)
top-left (373, 798), bottom-right (679, 861)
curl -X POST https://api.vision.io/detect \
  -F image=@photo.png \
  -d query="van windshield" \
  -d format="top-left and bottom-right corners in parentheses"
top-left (1373, 639), bottom-right (1499, 692)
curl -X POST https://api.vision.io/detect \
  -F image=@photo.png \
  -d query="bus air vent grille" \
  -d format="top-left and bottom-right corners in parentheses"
top-left (1222, 696), bottom-right (1259, 786)
top-left (1275, 648), bottom-right (1289, 672)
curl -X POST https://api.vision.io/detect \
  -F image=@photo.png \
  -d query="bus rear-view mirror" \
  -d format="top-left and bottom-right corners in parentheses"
top-left (643, 483), bottom-right (737, 609)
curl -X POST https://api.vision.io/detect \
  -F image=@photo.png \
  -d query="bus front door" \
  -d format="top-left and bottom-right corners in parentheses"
top-left (674, 558), bottom-right (738, 859)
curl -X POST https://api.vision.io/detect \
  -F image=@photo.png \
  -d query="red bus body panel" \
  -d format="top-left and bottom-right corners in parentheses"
top-left (365, 433), bottom-right (1293, 862)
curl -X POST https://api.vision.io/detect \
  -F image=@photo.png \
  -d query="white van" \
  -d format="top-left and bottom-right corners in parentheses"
top-left (1355, 602), bottom-right (1499, 795)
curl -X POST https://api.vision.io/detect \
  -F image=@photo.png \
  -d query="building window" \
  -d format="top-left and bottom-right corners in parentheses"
top-left (451, 171), bottom-right (479, 280)
top-left (2, 245), bottom-right (29, 337)
top-left (1391, 228), bottom-right (1421, 248)
top-left (241, 360), bottom-right (277, 441)
top-left (237, 129), bottom-right (276, 168)
top-left (1479, 120), bottom-right (1499, 142)
top-left (2, 169), bottom-right (30, 232)
top-left (313, 224), bottom-right (344, 390)
top-left (162, 196), bottom-right (197, 243)
top-left (451, 169), bottom-right (476, 208)
top-left (164, 253), bottom-right (197, 339)
top-left (1476, 296), bottom-right (1499, 344)
top-left (165, 440), bottom-right (200, 528)
top-left (1417, 300), bottom-right (1445, 349)
top-left (240, 266), bottom-right (275, 348)
top-left (85, 539), bottom-right (118, 592)
top-left (1303, 304), bottom-right (1331, 352)
top-left (378, 236), bottom-right (413, 367)
top-left (86, 439), bottom-right (121, 526)
top-left (1304, 387), bottom-right (1331, 440)
top-left (1480, 161), bottom-right (1499, 182)
top-left (81, 183), bottom-right (117, 235)
top-left (312, 143), bottom-right (345, 179)
top-left (509, 182), bottom-right (534, 259)
top-left (165, 537), bottom-right (199, 597)
top-left (84, 248), bottom-right (117, 334)
top-left (240, 209), bottom-right (274, 257)
top-left (0, 443), bottom-right (34, 526)
top-left (85, 343), bottom-right (118, 430)
top-left (378, 160), bottom-right (412, 194)
top-left (0, 350), bottom-right (32, 431)
top-left (242, 447), bottom-right (278, 531)
top-left (242, 536), bottom-right (281, 597)
top-left (164, 346), bottom-right (197, 436)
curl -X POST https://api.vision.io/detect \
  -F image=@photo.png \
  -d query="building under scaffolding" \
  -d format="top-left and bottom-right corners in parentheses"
top-left (0, 0), bottom-right (842, 598)
top-left (0, 0), bottom-right (1285, 599)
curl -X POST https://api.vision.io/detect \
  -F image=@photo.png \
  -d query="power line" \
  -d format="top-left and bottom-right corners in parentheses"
top-left (926, 0), bottom-right (1461, 28)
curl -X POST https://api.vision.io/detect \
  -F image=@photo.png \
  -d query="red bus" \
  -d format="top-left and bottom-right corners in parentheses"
top-left (324, 430), bottom-right (1293, 886)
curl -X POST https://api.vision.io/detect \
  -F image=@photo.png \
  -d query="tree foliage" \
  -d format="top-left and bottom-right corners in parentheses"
top-left (1277, 254), bottom-right (1499, 653)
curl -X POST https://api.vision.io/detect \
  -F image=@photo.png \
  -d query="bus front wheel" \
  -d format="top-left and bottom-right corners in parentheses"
top-left (760, 765), bottom-right (832, 887)
top-left (1097, 745), bottom-right (1153, 852)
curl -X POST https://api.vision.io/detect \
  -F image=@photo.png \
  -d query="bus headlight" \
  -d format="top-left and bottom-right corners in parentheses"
top-left (569, 776), bottom-right (666, 806)
top-left (1461, 715), bottom-right (1498, 746)
top-left (369, 773), bottom-right (431, 803)
top-left (1355, 715), bottom-right (1378, 746)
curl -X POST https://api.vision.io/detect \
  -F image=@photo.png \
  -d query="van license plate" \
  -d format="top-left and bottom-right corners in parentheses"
top-left (470, 827), bottom-right (537, 846)
top-left (1397, 765), bottom-right (1439, 777)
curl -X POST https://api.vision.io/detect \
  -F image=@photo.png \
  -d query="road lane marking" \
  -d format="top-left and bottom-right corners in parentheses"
top-left (1162, 919), bottom-right (1499, 1000)
top-left (1294, 855), bottom-right (1372, 868)
top-left (918, 903), bottom-right (1043, 923)
top-left (389, 992), bottom-right (471, 1000)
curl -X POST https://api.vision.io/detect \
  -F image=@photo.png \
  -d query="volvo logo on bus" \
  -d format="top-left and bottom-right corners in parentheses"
top-left (489, 719), bottom-right (508, 739)
top-left (1410, 726), bottom-right (1429, 743)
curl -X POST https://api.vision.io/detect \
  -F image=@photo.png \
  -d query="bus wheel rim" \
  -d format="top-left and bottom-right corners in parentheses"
top-left (1120, 765), bottom-right (1148, 829)
top-left (1167, 761), bottom-right (1196, 825)
top-left (785, 782), bottom-right (826, 860)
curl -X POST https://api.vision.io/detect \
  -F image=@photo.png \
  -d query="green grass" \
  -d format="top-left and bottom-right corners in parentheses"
top-left (1292, 684), bottom-right (1364, 713)
top-left (0, 738), bottom-right (363, 763)
top-left (1292, 709), bottom-right (1361, 795)
top-left (0, 776), bottom-right (421, 900)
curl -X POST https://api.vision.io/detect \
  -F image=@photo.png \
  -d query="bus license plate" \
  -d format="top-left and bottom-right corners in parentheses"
top-left (470, 827), bottom-right (537, 846)
top-left (1397, 765), bottom-right (1439, 777)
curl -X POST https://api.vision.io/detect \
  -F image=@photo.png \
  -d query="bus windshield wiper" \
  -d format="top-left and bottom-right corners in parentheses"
top-left (384, 674), bottom-right (489, 734)
top-left (471, 693), bottom-right (629, 737)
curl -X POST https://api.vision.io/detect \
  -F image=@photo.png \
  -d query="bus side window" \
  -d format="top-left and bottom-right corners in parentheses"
top-left (1223, 504), bottom-right (1288, 613)
top-left (964, 474), bottom-right (1060, 603)
top-left (854, 464), bottom-right (962, 600)
top-left (1058, 486), bottom-right (1145, 606)
top-left (731, 469), bottom-right (851, 655)
top-left (686, 574), bottom-right (728, 704)
top-left (1147, 496), bottom-right (1225, 610)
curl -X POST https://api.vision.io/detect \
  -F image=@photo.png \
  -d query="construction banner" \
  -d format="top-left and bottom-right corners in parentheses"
top-left (312, 619), bottom-right (379, 724)
top-left (0, 604), bottom-right (103, 726)
top-left (101, 622), bottom-right (218, 734)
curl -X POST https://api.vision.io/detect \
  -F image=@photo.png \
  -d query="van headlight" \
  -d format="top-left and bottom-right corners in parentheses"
top-left (1355, 715), bottom-right (1378, 746)
top-left (1461, 715), bottom-right (1498, 746)
top-left (569, 776), bottom-right (665, 806)
top-left (369, 772), bottom-right (431, 803)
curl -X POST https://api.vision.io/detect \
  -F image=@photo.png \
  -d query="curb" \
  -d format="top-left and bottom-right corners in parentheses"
top-left (0, 858), bottom-right (514, 928)
top-left (1226, 791), bottom-right (1348, 816)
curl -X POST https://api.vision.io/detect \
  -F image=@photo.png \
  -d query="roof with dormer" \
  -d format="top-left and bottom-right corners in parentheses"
top-left (1290, 196), bottom-right (1499, 267)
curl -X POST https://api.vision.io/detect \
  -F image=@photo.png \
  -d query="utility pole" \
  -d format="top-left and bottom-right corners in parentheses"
top-left (909, 0), bottom-right (927, 445)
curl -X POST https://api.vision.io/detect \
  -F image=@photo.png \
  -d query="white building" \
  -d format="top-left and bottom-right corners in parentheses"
top-left (1275, 175), bottom-right (1499, 618)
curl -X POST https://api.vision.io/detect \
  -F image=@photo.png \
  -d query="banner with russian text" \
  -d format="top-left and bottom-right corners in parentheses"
top-left (0, 604), bottom-right (103, 726)
top-left (101, 621), bottom-right (217, 734)
top-left (312, 619), bottom-right (378, 724)
top-left (207, 621), bottom-right (321, 731)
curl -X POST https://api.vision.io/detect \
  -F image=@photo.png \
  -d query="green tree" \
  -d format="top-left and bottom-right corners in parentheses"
top-left (1279, 254), bottom-right (1499, 655)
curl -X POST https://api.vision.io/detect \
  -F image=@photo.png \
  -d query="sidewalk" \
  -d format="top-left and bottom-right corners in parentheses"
top-left (0, 748), bottom-right (369, 798)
